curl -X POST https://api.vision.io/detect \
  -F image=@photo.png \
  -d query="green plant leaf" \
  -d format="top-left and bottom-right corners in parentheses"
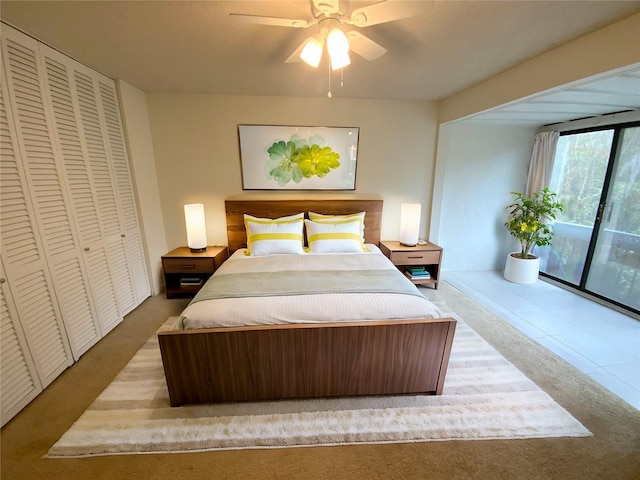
top-left (504, 188), bottom-right (564, 257)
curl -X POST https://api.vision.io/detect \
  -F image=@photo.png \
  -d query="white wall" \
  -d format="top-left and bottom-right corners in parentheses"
top-left (117, 80), bottom-right (168, 295)
top-left (431, 123), bottom-right (536, 271)
top-left (145, 94), bottom-right (439, 249)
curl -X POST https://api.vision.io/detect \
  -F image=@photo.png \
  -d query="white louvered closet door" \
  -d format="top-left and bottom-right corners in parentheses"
top-left (98, 78), bottom-right (150, 305)
top-left (73, 67), bottom-right (136, 319)
top-left (0, 262), bottom-right (42, 427)
top-left (39, 44), bottom-right (122, 338)
top-left (0, 49), bottom-right (73, 384)
top-left (2, 27), bottom-right (102, 361)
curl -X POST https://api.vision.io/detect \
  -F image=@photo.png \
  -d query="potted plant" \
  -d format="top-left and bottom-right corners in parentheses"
top-left (504, 188), bottom-right (563, 284)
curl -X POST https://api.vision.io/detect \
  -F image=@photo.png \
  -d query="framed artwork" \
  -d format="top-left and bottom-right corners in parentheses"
top-left (238, 125), bottom-right (359, 190)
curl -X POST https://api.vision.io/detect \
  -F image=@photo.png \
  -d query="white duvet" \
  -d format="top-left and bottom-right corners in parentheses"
top-left (178, 245), bottom-right (446, 330)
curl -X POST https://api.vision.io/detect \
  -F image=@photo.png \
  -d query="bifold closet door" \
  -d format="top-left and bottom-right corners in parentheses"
top-left (38, 45), bottom-right (123, 336)
top-left (70, 55), bottom-right (150, 314)
top-left (1, 27), bottom-right (101, 361)
top-left (0, 54), bottom-right (73, 384)
top-left (40, 41), bottom-right (149, 320)
top-left (97, 79), bottom-right (150, 304)
top-left (1, 24), bottom-right (151, 424)
top-left (72, 67), bottom-right (137, 319)
top-left (0, 262), bottom-right (42, 427)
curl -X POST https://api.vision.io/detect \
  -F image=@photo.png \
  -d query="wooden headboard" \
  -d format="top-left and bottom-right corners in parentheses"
top-left (225, 195), bottom-right (383, 253)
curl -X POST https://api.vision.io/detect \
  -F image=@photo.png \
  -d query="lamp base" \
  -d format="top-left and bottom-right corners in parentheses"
top-left (189, 247), bottom-right (207, 253)
top-left (400, 242), bottom-right (417, 247)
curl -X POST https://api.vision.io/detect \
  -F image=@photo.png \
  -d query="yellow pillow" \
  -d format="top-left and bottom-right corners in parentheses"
top-left (304, 219), bottom-right (368, 253)
top-left (244, 213), bottom-right (304, 256)
top-left (308, 211), bottom-right (366, 242)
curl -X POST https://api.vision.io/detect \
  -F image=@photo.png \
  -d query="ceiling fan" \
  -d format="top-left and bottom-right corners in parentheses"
top-left (230, 0), bottom-right (426, 69)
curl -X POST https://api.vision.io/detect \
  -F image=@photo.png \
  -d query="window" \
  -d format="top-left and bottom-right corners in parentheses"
top-left (538, 122), bottom-right (640, 314)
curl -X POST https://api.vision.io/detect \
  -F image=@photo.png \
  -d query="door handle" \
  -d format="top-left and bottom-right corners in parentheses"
top-left (596, 202), bottom-right (606, 222)
top-left (605, 201), bottom-right (614, 222)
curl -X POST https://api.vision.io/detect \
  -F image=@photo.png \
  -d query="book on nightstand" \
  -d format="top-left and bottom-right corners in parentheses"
top-left (180, 277), bottom-right (203, 287)
top-left (404, 266), bottom-right (430, 280)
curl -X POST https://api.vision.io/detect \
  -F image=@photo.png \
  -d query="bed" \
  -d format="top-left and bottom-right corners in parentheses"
top-left (158, 196), bottom-right (456, 407)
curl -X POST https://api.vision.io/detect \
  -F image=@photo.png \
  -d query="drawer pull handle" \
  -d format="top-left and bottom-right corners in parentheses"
top-left (181, 264), bottom-right (196, 269)
top-left (407, 256), bottom-right (424, 259)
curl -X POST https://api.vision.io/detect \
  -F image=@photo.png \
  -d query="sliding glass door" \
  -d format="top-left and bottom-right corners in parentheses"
top-left (538, 122), bottom-right (640, 314)
top-left (585, 126), bottom-right (640, 311)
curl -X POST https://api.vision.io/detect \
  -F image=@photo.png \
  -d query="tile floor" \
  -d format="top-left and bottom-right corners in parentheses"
top-left (442, 270), bottom-right (640, 410)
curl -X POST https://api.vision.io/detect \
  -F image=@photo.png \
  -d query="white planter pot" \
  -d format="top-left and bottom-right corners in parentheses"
top-left (504, 253), bottom-right (540, 284)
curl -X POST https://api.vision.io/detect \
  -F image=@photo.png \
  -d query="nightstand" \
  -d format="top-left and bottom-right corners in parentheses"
top-left (161, 246), bottom-right (229, 298)
top-left (379, 240), bottom-right (443, 289)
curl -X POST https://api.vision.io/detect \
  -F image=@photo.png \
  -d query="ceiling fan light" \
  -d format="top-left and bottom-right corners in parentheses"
top-left (327, 27), bottom-right (349, 53)
top-left (330, 50), bottom-right (350, 70)
top-left (300, 37), bottom-right (324, 68)
top-left (327, 27), bottom-right (350, 70)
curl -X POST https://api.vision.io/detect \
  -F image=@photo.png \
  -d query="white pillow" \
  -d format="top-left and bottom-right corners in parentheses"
top-left (308, 211), bottom-right (366, 242)
top-left (244, 213), bottom-right (303, 224)
top-left (304, 219), bottom-right (368, 253)
top-left (244, 213), bottom-right (304, 256)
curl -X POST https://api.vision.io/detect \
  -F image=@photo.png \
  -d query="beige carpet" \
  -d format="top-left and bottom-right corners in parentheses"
top-left (46, 298), bottom-right (590, 457)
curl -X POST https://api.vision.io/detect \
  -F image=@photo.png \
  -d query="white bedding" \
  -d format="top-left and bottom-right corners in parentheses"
top-left (178, 245), bottom-right (446, 330)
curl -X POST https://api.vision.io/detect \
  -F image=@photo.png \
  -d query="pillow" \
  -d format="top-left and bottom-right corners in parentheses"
top-left (308, 211), bottom-right (366, 242)
top-left (244, 213), bottom-right (304, 256)
top-left (304, 219), bottom-right (368, 253)
top-left (244, 212), bottom-right (303, 224)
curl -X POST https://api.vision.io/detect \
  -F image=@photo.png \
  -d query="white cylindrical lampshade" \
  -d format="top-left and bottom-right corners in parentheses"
top-left (400, 203), bottom-right (421, 247)
top-left (184, 204), bottom-right (207, 252)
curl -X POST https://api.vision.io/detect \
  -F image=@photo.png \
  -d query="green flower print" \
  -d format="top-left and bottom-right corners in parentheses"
top-left (295, 144), bottom-right (340, 178)
top-left (264, 135), bottom-right (341, 185)
top-left (265, 140), bottom-right (304, 186)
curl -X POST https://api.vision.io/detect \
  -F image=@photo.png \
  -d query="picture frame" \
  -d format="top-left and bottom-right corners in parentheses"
top-left (238, 124), bottom-right (359, 190)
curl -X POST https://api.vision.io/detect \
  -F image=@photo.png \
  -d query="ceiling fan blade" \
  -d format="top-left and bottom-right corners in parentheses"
top-left (312, 0), bottom-right (340, 15)
top-left (346, 0), bottom-right (426, 27)
top-left (229, 13), bottom-right (311, 28)
top-left (284, 38), bottom-right (309, 63)
top-left (346, 31), bottom-right (387, 61)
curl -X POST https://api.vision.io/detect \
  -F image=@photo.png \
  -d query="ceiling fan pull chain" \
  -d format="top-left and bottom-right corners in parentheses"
top-left (327, 61), bottom-right (332, 98)
top-left (340, 68), bottom-right (344, 88)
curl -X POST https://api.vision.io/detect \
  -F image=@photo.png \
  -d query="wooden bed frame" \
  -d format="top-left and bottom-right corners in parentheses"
top-left (158, 195), bottom-right (456, 407)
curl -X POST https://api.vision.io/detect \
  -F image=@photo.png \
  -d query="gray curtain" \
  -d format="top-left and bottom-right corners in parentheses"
top-left (526, 131), bottom-right (559, 194)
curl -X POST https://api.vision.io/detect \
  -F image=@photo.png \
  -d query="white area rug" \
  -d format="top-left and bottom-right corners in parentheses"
top-left (47, 307), bottom-right (590, 457)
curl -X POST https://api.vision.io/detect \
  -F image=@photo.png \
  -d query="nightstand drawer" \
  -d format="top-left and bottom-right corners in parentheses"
top-left (390, 251), bottom-right (440, 265)
top-left (162, 257), bottom-right (215, 273)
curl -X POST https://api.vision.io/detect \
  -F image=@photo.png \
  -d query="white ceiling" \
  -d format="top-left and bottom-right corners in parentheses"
top-left (2, 0), bottom-right (640, 126)
top-left (460, 66), bottom-right (640, 126)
